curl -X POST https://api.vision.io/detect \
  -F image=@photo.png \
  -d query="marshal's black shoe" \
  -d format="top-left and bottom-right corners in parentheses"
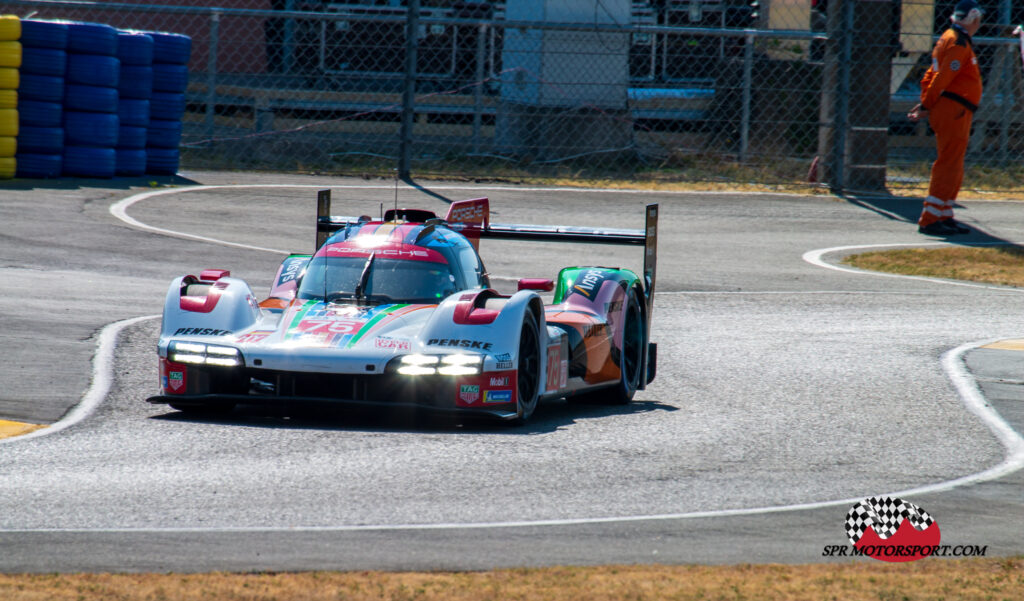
top-left (918, 221), bottom-right (956, 236)
top-left (944, 219), bottom-right (970, 234)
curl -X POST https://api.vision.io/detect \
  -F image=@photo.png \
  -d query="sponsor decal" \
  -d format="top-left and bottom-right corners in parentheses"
top-left (174, 327), bottom-right (232, 336)
top-left (374, 336), bottom-right (411, 351)
top-left (489, 376), bottom-right (510, 387)
top-left (428, 338), bottom-right (493, 351)
top-left (236, 330), bottom-right (273, 344)
top-left (448, 202), bottom-right (485, 223)
top-left (950, 59), bottom-right (961, 72)
top-left (484, 390), bottom-right (512, 404)
top-left (326, 246), bottom-right (443, 262)
top-left (546, 344), bottom-right (562, 391)
top-left (571, 269), bottom-right (610, 300)
top-left (296, 319), bottom-right (361, 335)
top-left (278, 257), bottom-right (306, 284)
top-left (494, 353), bottom-right (513, 370)
top-left (168, 371), bottom-right (184, 392)
top-left (459, 384), bottom-right (480, 403)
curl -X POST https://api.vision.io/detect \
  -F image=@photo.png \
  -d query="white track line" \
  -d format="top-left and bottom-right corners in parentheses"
top-left (6, 185), bottom-right (1013, 532)
top-left (0, 315), bottom-right (160, 447)
top-left (803, 242), bottom-right (1024, 291)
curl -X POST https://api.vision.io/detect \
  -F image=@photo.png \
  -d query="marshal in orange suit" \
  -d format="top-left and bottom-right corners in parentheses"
top-left (908, 0), bottom-right (984, 236)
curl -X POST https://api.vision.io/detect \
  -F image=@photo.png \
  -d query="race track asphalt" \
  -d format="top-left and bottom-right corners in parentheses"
top-left (0, 172), bottom-right (1021, 571)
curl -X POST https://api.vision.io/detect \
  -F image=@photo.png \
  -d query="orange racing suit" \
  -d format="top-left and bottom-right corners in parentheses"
top-left (917, 24), bottom-right (982, 228)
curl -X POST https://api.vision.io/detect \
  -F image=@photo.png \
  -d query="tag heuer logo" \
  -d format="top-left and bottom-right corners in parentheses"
top-left (459, 385), bottom-right (480, 403)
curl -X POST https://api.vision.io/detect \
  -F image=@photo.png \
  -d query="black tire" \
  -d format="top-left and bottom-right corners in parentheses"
top-left (607, 288), bottom-right (644, 404)
top-left (514, 312), bottom-right (541, 423)
top-left (571, 288), bottom-right (644, 405)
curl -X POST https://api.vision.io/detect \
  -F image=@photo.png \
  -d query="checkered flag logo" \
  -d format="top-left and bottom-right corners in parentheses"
top-left (845, 496), bottom-right (935, 545)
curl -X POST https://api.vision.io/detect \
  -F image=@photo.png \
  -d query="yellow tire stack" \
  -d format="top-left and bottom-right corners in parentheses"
top-left (0, 15), bottom-right (20, 178)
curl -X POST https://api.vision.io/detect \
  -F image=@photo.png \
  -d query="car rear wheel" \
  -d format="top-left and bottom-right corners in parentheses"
top-left (572, 287), bottom-right (644, 405)
top-left (514, 312), bottom-right (541, 423)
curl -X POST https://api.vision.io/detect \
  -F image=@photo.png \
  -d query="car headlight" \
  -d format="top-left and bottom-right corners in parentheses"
top-left (169, 341), bottom-right (242, 367)
top-left (398, 353), bottom-right (482, 376)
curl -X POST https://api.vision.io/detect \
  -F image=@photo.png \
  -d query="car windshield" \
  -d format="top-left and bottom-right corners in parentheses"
top-left (297, 256), bottom-right (459, 304)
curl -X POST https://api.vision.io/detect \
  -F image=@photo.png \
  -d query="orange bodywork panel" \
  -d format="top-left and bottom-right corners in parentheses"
top-left (545, 309), bottom-right (619, 384)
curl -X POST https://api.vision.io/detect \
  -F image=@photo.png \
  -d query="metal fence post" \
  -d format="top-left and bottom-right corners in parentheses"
top-left (473, 22), bottom-right (486, 154)
top-left (831, 0), bottom-right (854, 193)
top-left (740, 30), bottom-right (753, 163)
top-left (399, 0), bottom-right (421, 179)
top-left (205, 9), bottom-right (220, 141)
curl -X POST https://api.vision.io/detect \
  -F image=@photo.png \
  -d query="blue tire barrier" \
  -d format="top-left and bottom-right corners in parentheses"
top-left (146, 118), bottom-right (182, 148)
top-left (15, 152), bottom-right (62, 178)
top-left (148, 91), bottom-right (185, 121)
top-left (17, 125), bottom-right (63, 154)
top-left (64, 111), bottom-right (119, 147)
top-left (151, 63), bottom-right (188, 93)
top-left (64, 84), bottom-right (118, 113)
top-left (118, 125), bottom-right (147, 149)
top-left (145, 146), bottom-right (179, 175)
top-left (148, 32), bottom-right (191, 65)
top-left (116, 32), bottom-right (153, 66)
top-left (66, 23), bottom-right (118, 56)
top-left (63, 145), bottom-right (115, 178)
top-left (115, 148), bottom-right (146, 175)
top-left (18, 100), bottom-right (61, 127)
top-left (118, 65), bottom-right (153, 99)
top-left (67, 53), bottom-right (120, 87)
top-left (118, 98), bottom-right (149, 127)
top-left (20, 47), bottom-right (66, 76)
top-left (19, 20), bottom-right (69, 50)
top-left (17, 74), bottom-right (64, 103)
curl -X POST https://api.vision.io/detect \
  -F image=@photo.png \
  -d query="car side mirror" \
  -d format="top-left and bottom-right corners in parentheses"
top-left (518, 278), bottom-right (554, 292)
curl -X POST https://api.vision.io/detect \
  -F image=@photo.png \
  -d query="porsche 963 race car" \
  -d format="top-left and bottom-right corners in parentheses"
top-left (149, 192), bottom-right (658, 423)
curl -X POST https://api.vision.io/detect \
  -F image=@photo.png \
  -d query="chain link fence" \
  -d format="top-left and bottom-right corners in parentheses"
top-left (5, 0), bottom-right (1023, 192)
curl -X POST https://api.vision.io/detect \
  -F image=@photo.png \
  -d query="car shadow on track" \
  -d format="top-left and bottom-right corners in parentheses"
top-left (149, 397), bottom-right (678, 435)
top-left (0, 174), bottom-right (199, 191)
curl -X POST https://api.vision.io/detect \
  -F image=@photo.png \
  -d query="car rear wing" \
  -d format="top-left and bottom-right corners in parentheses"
top-left (314, 190), bottom-right (657, 304)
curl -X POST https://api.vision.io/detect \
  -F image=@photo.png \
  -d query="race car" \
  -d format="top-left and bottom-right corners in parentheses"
top-left (148, 191), bottom-right (658, 423)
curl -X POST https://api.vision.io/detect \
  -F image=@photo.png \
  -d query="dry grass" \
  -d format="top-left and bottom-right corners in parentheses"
top-left (0, 558), bottom-right (1021, 601)
top-left (843, 246), bottom-right (1024, 287)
